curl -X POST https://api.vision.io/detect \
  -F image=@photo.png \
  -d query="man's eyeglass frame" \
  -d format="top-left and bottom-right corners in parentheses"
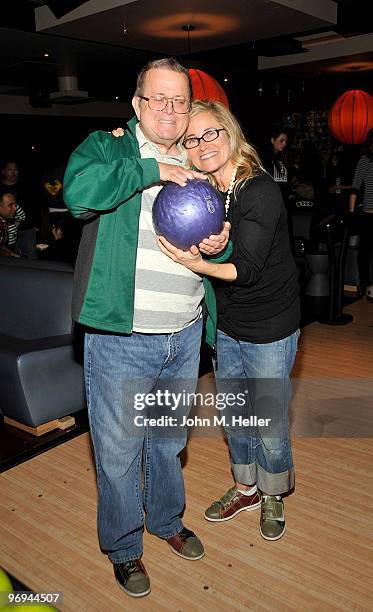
top-left (139, 96), bottom-right (191, 114)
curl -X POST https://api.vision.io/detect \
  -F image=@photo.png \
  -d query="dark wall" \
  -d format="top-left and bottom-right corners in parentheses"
top-left (0, 114), bottom-right (129, 187)
top-left (244, 69), bottom-right (373, 150)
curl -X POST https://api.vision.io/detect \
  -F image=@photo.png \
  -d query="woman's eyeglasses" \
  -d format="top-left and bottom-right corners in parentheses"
top-left (183, 128), bottom-right (226, 149)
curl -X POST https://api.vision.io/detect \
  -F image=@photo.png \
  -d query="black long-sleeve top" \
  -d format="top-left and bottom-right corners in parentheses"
top-left (215, 172), bottom-right (300, 343)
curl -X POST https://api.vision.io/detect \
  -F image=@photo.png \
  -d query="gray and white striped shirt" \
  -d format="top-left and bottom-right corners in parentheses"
top-left (7, 204), bottom-right (25, 246)
top-left (132, 125), bottom-right (204, 333)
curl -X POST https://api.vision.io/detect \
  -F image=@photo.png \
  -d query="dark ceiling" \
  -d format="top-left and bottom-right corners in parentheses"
top-left (0, 0), bottom-right (372, 109)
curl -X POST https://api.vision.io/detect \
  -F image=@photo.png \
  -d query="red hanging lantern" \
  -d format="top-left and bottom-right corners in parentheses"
top-left (329, 89), bottom-right (373, 144)
top-left (188, 69), bottom-right (229, 108)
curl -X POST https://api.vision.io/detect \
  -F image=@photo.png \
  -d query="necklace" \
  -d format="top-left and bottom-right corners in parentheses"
top-left (224, 167), bottom-right (237, 216)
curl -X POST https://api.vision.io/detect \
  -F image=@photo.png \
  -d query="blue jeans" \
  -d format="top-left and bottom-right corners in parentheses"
top-left (84, 318), bottom-right (202, 563)
top-left (215, 329), bottom-right (299, 495)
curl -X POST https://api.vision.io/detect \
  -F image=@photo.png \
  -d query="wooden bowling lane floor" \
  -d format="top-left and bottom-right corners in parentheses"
top-left (1, 299), bottom-right (373, 611)
top-left (1, 434), bottom-right (373, 611)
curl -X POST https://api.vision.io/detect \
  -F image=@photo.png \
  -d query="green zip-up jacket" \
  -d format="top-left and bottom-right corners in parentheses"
top-left (64, 116), bottom-right (231, 347)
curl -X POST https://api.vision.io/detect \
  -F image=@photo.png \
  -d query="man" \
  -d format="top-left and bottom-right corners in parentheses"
top-left (1, 161), bottom-right (19, 189)
top-left (0, 192), bottom-right (20, 258)
top-left (0, 163), bottom-right (26, 250)
top-left (64, 58), bottom-right (229, 598)
top-left (1, 161), bottom-right (38, 259)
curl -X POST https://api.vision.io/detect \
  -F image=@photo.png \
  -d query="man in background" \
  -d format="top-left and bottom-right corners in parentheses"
top-left (0, 192), bottom-right (20, 258)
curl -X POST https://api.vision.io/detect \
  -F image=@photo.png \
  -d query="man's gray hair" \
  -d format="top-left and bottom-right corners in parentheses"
top-left (135, 57), bottom-right (192, 100)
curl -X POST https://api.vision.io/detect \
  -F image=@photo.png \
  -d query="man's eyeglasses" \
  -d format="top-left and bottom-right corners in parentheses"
top-left (183, 128), bottom-right (226, 149)
top-left (139, 95), bottom-right (190, 114)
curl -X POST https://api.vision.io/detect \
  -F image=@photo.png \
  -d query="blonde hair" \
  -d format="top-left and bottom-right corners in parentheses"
top-left (188, 100), bottom-right (265, 192)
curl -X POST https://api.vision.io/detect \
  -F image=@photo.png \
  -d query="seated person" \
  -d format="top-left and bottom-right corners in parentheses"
top-left (1, 196), bottom-right (36, 260)
top-left (38, 213), bottom-right (80, 264)
top-left (1, 161), bottom-right (39, 259)
top-left (42, 166), bottom-right (66, 213)
top-left (1, 160), bottom-right (40, 229)
top-left (0, 192), bottom-right (21, 258)
top-left (6, 201), bottom-right (26, 250)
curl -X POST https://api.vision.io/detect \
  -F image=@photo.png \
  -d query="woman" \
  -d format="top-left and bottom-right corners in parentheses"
top-left (158, 101), bottom-right (300, 541)
top-left (349, 128), bottom-right (373, 295)
top-left (263, 128), bottom-right (289, 201)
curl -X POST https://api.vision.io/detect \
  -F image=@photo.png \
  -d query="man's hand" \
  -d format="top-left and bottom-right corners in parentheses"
top-left (111, 127), bottom-right (207, 187)
top-left (158, 163), bottom-right (207, 187)
top-left (199, 221), bottom-right (230, 256)
top-left (157, 236), bottom-right (205, 274)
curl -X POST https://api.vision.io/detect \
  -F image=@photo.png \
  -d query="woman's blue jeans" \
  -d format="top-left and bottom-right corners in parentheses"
top-left (215, 329), bottom-right (299, 495)
top-left (84, 319), bottom-right (202, 563)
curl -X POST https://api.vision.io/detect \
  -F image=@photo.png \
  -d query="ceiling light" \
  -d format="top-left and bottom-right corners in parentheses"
top-left (182, 24), bottom-right (196, 55)
top-left (115, 96), bottom-right (119, 100)
top-left (223, 78), bottom-right (228, 83)
top-left (329, 61), bottom-right (373, 73)
top-left (43, 52), bottom-right (49, 58)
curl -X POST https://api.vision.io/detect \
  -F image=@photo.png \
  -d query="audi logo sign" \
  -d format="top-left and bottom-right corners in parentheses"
top-left (296, 201), bottom-right (314, 208)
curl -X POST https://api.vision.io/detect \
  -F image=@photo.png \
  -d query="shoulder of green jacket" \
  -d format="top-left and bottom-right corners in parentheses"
top-left (84, 115), bottom-right (139, 151)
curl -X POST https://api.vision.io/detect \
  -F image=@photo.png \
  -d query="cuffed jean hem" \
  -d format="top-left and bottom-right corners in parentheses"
top-left (110, 552), bottom-right (143, 564)
top-left (232, 462), bottom-right (295, 495)
top-left (149, 523), bottom-right (184, 541)
top-left (160, 528), bottom-right (183, 541)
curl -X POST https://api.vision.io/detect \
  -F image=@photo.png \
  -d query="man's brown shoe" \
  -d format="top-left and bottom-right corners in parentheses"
top-left (114, 559), bottom-right (150, 598)
top-left (165, 527), bottom-right (204, 560)
top-left (204, 486), bottom-right (262, 522)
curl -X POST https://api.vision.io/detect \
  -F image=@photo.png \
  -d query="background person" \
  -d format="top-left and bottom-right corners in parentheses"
top-left (349, 127), bottom-right (373, 295)
top-left (158, 100), bottom-right (300, 542)
top-left (262, 128), bottom-right (289, 201)
top-left (37, 213), bottom-right (80, 265)
top-left (4, 198), bottom-right (25, 252)
top-left (0, 192), bottom-right (20, 258)
top-left (1, 161), bottom-right (37, 258)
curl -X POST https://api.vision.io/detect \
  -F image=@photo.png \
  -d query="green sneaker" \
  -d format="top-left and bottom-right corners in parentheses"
top-left (204, 486), bottom-right (262, 522)
top-left (114, 559), bottom-right (151, 597)
top-left (260, 495), bottom-right (285, 541)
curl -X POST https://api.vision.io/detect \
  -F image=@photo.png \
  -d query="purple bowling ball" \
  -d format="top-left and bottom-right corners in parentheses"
top-left (153, 179), bottom-right (225, 250)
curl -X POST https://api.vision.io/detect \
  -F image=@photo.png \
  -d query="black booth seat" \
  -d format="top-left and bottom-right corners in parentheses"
top-left (0, 261), bottom-right (85, 428)
top-left (0, 255), bottom-right (74, 272)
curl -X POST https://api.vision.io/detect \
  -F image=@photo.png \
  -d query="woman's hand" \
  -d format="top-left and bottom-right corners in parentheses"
top-left (157, 236), bottom-right (206, 274)
top-left (199, 221), bottom-right (230, 255)
top-left (157, 235), bottom-right (237, 281)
